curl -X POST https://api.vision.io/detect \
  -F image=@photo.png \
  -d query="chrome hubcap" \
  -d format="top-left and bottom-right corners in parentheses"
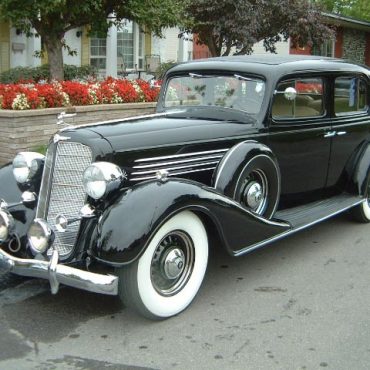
top-left (241, 169), bottom-right (268, 215)
top-left (163, 248), bottom-right (185, 279)
top-left (151, 231), bottom-right (195, 296)
top-left (244, 182), bottom-right (263, 210)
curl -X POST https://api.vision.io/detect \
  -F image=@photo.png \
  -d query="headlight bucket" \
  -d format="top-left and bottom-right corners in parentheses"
top-left (83, 162), bottom-right (124, 200)
top-left (28, 219), bottom-right (53, 254)
top-left (0, 210), bottom-right (15, 243)
top-left (13, 152), bottom-right (45, 184)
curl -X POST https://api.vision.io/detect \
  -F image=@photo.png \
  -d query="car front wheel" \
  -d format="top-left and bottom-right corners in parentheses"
top-left (117, 211), bottom-right (208, 319)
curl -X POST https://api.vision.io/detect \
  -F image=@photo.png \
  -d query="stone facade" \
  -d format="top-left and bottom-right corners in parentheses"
top-left (0, 102), bottom-right (156, 165)
top-left (343, 29), bottom-right (366, 64)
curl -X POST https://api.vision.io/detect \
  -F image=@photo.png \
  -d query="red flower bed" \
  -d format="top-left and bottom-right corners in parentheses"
top-left (0, 78), bottom-right (160, 110)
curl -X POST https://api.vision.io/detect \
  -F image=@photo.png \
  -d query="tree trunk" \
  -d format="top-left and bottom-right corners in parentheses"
top-left (43, 36), bottom-right (64, 80)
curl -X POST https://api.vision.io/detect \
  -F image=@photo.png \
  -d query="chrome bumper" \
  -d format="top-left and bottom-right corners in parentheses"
top-left (0, 248), bottom-right (118, 296)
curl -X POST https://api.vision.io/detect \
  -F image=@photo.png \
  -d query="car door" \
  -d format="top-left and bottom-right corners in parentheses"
top-left (325, 74), bottom-right (370, 190)
top-left (267, 76), bottom-right (332, 205)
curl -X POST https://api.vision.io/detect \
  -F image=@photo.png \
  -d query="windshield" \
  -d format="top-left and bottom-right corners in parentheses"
top-left (164, 74), bottom-right (265, 115)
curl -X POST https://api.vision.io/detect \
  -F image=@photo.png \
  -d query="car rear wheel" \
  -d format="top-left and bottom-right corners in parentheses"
top-left (116, 211), bottom-right (208, 320)
top-left (351, 175), bottom-right (370, 223)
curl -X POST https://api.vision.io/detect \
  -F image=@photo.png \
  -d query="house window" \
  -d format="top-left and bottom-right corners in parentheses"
top-left (312, 40), bottom-right (334, 57)
top-left (90, 36), bottom-right (107, 71)
top-left (334, 77), bottom-right (367, 115)
top-left (117, 22), bottom-right (134, 69)
top-left (117, 21), bottom-right (145, 70)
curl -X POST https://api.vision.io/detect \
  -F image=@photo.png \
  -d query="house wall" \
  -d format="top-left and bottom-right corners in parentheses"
top-left (365, 33), bottom-right (370, 66)
top-left (151, 28), bottom-right (192, 63)
top-left (63, 29), bottom-right (82, 66)
top-left (334, 28), bottom-right (344, 58)
top-left (0, 21), bottom-right (10, 72)
top-left (253, 39), bottom-right (290, 55)
top-left (342, 29), bottom-right (366, 64)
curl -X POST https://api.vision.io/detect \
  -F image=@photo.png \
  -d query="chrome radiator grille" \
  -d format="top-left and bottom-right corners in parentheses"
top-left (131, 149), bottom-right (229, 182)
top-left (36, 141), bottom-right (92, 257)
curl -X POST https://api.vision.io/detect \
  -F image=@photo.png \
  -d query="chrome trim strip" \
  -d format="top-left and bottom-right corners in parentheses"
top-left (131, 160), bottom-right (220, 176)
top-left (131, 166), bottom-right (217, 182)
top-left (0, 248), bottom-right (118, 296)
top-left (59, 111), bottom-right (185, 132)
top-left (234, 198), bottom-right (364, 257)
top-left (135, 149), bottom-right (229, 163)
top-left (132, 154), bottom-right (225, 169)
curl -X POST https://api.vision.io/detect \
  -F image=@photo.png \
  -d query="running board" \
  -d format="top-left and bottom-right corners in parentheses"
top-left (234, 194), bottom-right (364, 257)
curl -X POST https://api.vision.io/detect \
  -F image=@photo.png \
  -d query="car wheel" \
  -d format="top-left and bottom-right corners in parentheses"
top-left (234, 154), bottom-right (280, 218)
top-left (117, 211), bottom-right (208, 320)
top-left (351, 175), bottom-right (370, 223)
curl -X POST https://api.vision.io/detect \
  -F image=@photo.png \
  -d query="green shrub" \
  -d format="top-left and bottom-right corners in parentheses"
top-left (156, 61), bottom-right (177, 79)
top-left (0, 64), bottom-right (97, 84)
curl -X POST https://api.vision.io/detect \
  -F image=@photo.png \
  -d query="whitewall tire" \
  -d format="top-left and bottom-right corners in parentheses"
top-left (117, 211), bottom-right (208, 319)
top-left (351, 174), bottom-right (370, 223)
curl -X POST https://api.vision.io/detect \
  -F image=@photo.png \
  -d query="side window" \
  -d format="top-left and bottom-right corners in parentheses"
top-left (272, 78), bottom-right (324, 119)
top-left (334, 77), bottom-right (367, 115)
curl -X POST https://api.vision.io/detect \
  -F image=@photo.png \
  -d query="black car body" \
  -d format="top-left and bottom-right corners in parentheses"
top-left (1, 55), bottom-right (370, 319)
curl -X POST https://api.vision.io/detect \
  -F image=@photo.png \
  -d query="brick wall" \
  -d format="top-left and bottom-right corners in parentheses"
top-left (0, 102), bottom-right (156, 165)
top-left (343, 29), bottom-right (366, 64)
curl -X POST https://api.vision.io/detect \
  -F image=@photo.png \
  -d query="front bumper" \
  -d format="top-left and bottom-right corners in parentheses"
top-left (0, 247), bottom-right (118, 296)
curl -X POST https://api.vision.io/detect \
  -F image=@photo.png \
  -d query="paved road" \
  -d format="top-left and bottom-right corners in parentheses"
top-left (0, 213), bottom-right (369, 370)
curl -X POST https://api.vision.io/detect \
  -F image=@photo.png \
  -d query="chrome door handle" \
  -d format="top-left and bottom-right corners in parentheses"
top-left (336, 131), bottom-right (347, 136)
top-left (324, 131), bottom-right (336, 138)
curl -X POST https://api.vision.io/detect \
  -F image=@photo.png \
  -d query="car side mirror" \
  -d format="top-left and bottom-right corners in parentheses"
top-left (284, 87), bottom-right (297, 101)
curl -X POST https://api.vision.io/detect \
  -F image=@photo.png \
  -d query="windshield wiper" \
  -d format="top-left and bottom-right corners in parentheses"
top-left (189, 73), bottom-right (203, 78)
top-left (234, 74), bottom-right (254, 81)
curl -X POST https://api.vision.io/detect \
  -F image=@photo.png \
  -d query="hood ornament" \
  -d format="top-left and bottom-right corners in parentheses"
top-left (56, 111), bottom-right (76, 126)
top-left (53, 133), bottom-right (71, 143)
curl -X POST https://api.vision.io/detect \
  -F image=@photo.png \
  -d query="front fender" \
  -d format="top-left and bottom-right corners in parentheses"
top-left (212, 140), bottom-right (277, 194)
top-left (92, 179), bottom-right (290, 266)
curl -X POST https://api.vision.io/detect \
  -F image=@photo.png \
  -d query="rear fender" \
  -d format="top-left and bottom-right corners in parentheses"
top-left (351, 142), bottom-right (370, 195)
top-left (92, 179), bottom-right (290, 266)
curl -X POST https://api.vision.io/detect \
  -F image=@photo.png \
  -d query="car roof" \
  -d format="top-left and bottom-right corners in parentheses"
top-left (168, 55), bottom-right (370, 80)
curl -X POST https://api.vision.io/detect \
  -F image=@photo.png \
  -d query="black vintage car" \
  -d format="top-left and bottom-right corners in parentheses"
top-left (1, 55), bottom-right (370, 319)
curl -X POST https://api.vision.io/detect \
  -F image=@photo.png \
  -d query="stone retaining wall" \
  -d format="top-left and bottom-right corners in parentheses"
top-left (0, 102), bottom-right (156, 165)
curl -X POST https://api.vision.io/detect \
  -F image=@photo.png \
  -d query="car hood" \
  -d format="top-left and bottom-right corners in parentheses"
top-left (83, 112), bottom-right (258, 154)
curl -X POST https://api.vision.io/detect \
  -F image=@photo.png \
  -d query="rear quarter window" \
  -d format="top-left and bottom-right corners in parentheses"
top-left (334, 77), bottom-right (367, 115)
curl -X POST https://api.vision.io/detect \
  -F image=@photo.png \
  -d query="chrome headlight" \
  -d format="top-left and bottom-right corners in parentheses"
top-left (28, 219), bottom-right (52, 254)
top-left (13, 152), bottom-right (45, 184)
top-left (0, 210), bottom-right (15, 243)
top-left (83, 162), bottom-right (124, 200)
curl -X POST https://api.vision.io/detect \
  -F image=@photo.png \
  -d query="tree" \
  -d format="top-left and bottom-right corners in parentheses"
top-left (0, 0), bottom-right (181, 80)
top-left (182, 0), bottom-right (334, 57)
top-left (317, 0), bottom-right (370, 21)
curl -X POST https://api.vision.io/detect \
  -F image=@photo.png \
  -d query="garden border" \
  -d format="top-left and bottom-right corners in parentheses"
top-left (0, 102), bottom-right (156, 165)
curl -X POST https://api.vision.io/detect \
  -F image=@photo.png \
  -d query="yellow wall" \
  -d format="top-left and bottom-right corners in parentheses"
top-left (0, 21), bottom-right (10, 72)
top-left (81, 26), bottom-right (90, 65)
top-left (145, 31), bottom-right (152, 56)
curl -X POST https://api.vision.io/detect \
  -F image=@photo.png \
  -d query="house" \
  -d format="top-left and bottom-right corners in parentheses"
top-left (192, 13), bottom-right (370, 67)
top-left (0, 18), bottom-right (192, 78)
